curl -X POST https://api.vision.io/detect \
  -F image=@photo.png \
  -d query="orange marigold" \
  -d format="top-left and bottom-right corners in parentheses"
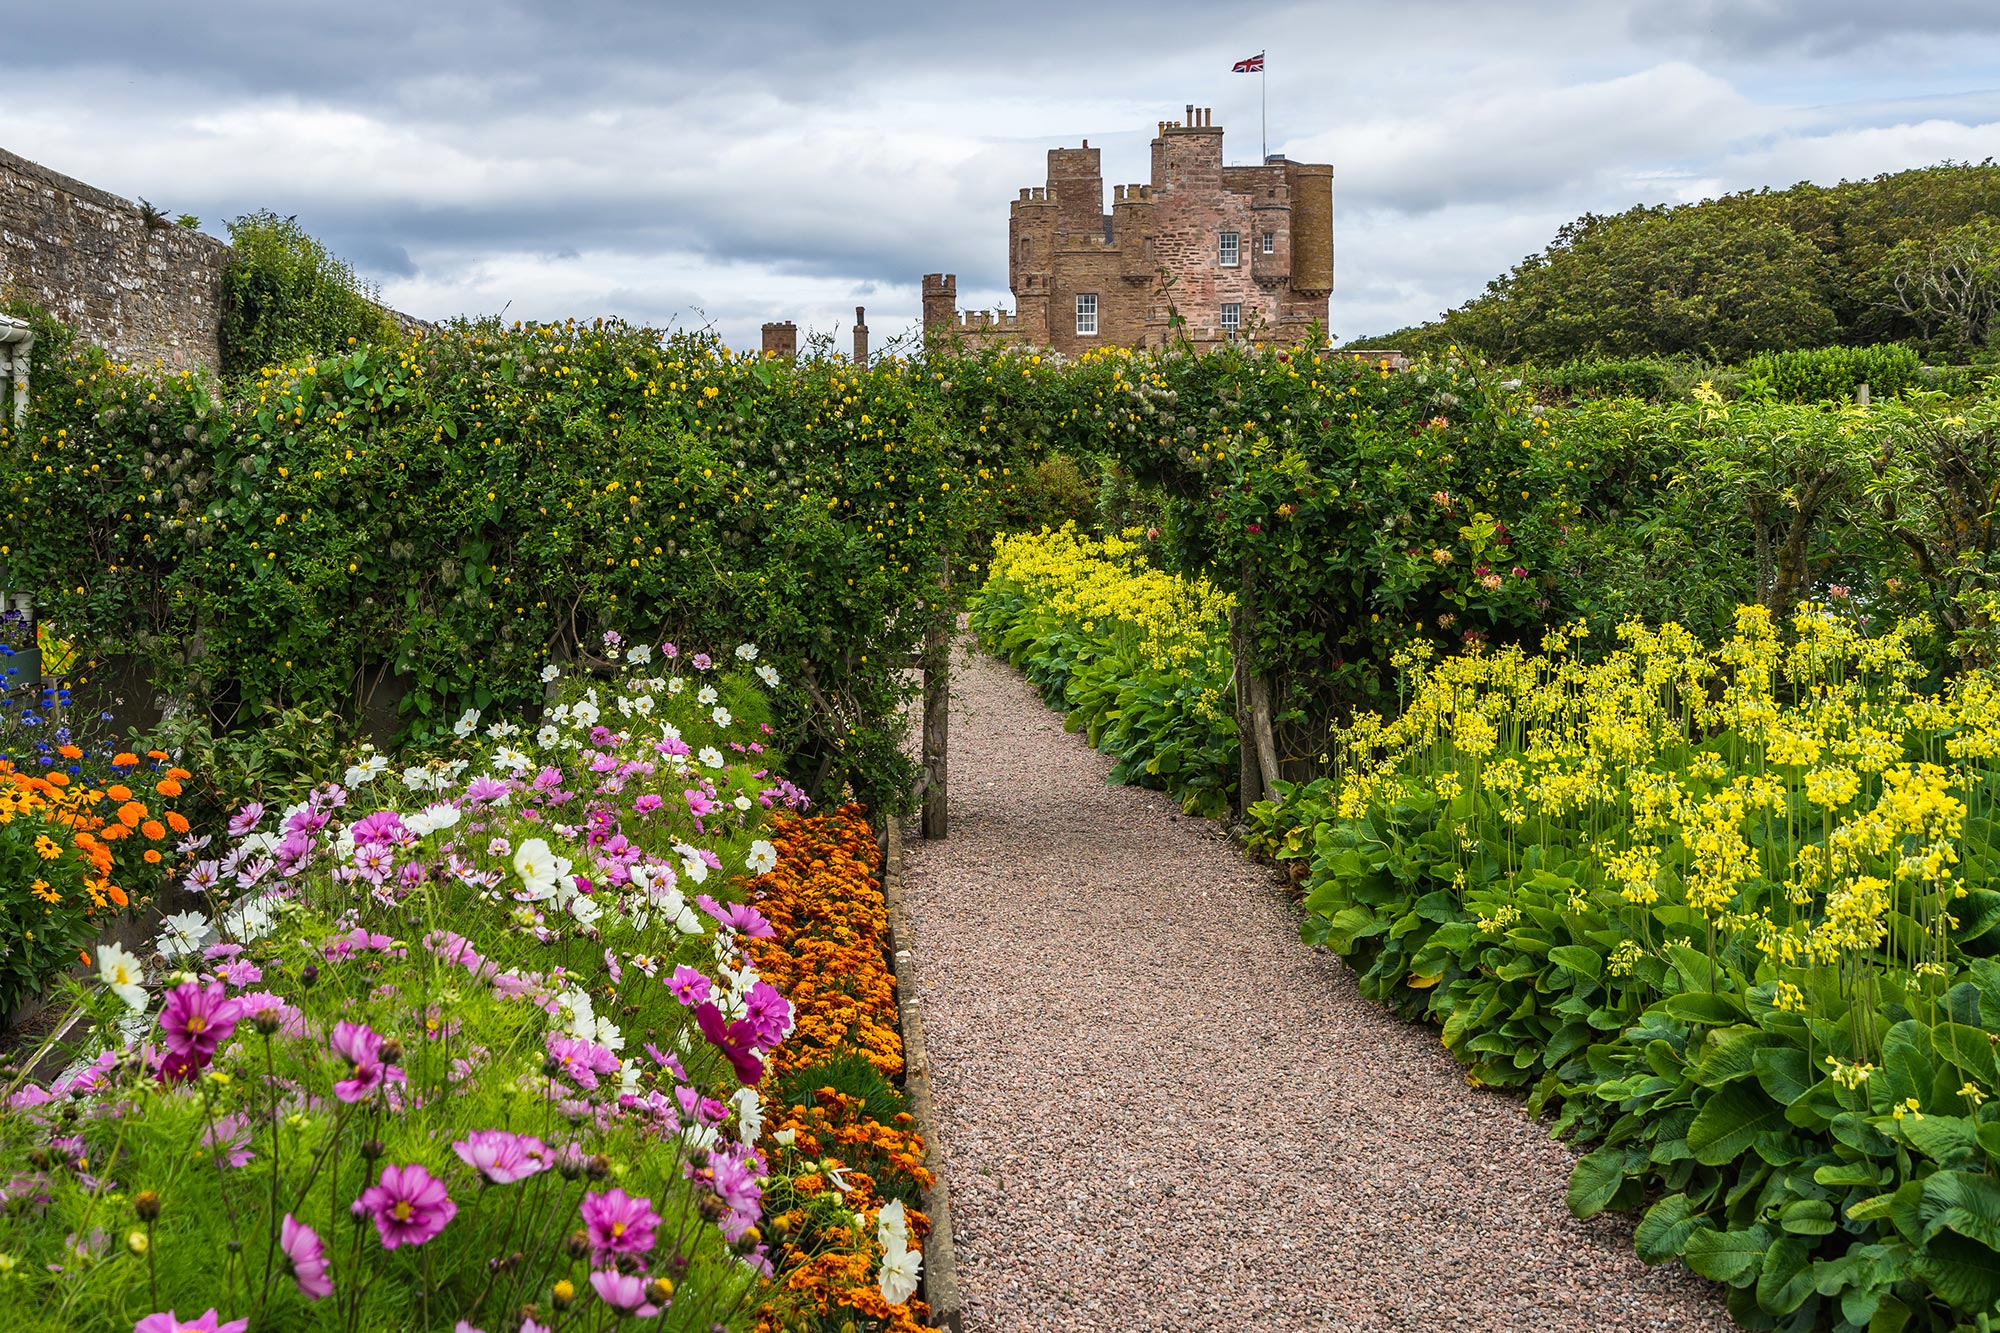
top-left (165, 811), bottom-right (190, 835)
top-left (155, 779), bottom-right (183, 798)
top-left (116, 801), bottom-right (146, 829)
top-left (140, 819), bottom-right (166, 842)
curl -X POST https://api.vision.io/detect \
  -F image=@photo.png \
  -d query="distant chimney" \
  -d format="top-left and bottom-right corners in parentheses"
top-left (853, 306), bottom-right (869, 368)
top-left (760, 321), bottom-right (797, 360)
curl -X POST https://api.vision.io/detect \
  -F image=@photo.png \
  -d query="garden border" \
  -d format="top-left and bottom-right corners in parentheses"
top-left (881, 818), bottom-right (964, 1333)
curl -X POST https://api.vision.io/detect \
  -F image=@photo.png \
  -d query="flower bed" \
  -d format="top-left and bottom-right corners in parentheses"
top-left (0, 639), bottom-right (929, 1332)
top-left (971, 525), bottom-right (1237, 817)
top-left (1254, 606), bottom-right (2000, 1330)
top-left (747, 808), bottom-right (935, 1333)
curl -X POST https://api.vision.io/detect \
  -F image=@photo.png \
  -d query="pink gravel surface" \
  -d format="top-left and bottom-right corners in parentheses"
top-left (900, 646), bottom-right (1737, 1333)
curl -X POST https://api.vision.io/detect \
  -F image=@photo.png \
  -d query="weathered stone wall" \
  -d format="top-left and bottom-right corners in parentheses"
top-left (0, 147), bottom-right (229, 371)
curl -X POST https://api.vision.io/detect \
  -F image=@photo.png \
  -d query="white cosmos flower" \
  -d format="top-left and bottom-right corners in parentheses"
top-left (711, 707), bottom-right (732, 727)
top-left (699, 747), bottom-right (725, 770)
top-left (667, 677), bottom-right (685, 695)
top-left (570, 893), bottom-right (603, 927)
top-left (877, 1199), bottom-right (909, 1253)
top-left (514, 838), bottom-right (572, 900)
top-left (731, 1086), bottom-right (763, 1145)
top-left (344, 752), bottom-right (389, 787)
top-left (755, 663), bottom-right (780, 688)
top-left (541, 663), bottom-right (560, 683)
top-left (486, 720), bottom-right (520, 740)
top-left (453, 708), bottom-right (481, 739)
top-left (97, 943), bottom-right (147, 1012)
top-left (572, 699), bottom-right (600, 727)
top-left (697, 685), bottom-right (719, 706)
top-left (550, 703), bottom-right (572, 723)
top-left (156, 911), bottom-right (216, 960)
top-left (405, 803), bottom-right (461, 837)
top-left (746, 840), bottom-right (778, 876)
top-left (734, 643), bottom-right (758, 661)
top-left (536, 725), bottom-right (560, 749)
top-left (674, 842), bottom-right (711, 885)
top-left (733, 794), bottom-right (753, 812)
top-left (626, 644), bottom-right (653, 665)
top-left (772, 1128), bottom-right (797, 1147)
top-left (226, 896), bottom-right (278, 943)
top-left (658, 722), bottom-right (682, 742)
top-left (629, 694), bottom-right (654, 716)
top-left (878, 1243), bottom-right (921, 1305)
top-left (492, 747), bottom-right (531, 775)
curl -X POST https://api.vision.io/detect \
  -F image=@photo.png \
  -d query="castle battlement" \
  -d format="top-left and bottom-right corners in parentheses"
top-left (926, 106), bottom-right (1332, 353)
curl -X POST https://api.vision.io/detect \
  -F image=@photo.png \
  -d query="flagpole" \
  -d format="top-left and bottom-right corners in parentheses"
top-left (1261, 53), bottom-right (1267, 159)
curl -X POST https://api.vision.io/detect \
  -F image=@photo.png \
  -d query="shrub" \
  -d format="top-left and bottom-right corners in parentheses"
top-left (1740, 343), bottom-right (1925, 403)
top-left (218, 211), bottom-right (399, 381)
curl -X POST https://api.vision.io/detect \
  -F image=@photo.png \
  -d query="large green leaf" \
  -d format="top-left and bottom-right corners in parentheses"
top-left (1919, 1170), bottom-right (2000, 1251)
top-left (1682, 1224), bottom-right (1771, 1285)
top-left (1932, 1021), bottom-right (1999, 1088)
top-left (1567, 1146), bottom-right (1631, 1218)
top-left (1662, 990), bottom-right (1747, 1026)
top-left (1634, 1193), bottom-right (1702, 1265)
top-left (1902, 1113), bottom-right (1980, 1168)
top-left (1688, 1081), bottom-right (1789, 1166)
top-left (1753, 1045), bottom-right (1816, 1105)
top-left (1909, 1231), bottom-right (2000, 1313)
top-left (1548, 944), bottom-right (1602, 982)
top-left (1756, 1234), bottom-right (1816, 1315)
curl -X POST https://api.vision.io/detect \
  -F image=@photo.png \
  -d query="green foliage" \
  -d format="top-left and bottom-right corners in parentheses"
top-left (1536, 355), bottom-right (1682, 402)
top-left (1369, 163), bottom-right (2000, 362)
top-left (776, 1050), bottom-right (907, 1125)
top-left (1741, 344), bottom-right (1926, 403)
top-left (135, 703), bottom-right (350, 833)
top-left (0, 321), bottom-right (1046, 813)
top-left (218, 211), bottom-right (398, 381)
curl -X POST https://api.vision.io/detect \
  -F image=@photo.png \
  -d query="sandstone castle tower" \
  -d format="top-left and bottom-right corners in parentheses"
top-left (924, 106), bottom-right (1332, 352)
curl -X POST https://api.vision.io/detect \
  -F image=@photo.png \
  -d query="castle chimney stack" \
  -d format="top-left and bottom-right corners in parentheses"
top-left (853, 306), bottom-right (869, 368)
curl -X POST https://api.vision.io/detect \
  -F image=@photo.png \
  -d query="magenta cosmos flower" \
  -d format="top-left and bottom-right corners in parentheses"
top-left (159, 981), bottom-right (241, 1062)
top-left (280, 1214), bottom-right (332, 1300)
top-left (588, 1269), bottom-right (664, 1316)
top-left (133, 1312), bottom-right (249, 1333)
top-left (452, 1130), bottom-right (550, 1185)
top-left (580, 1187), bottom-right (661, 1259)
top-left (329, 1021), bottom-right (406, 1103)
top-left (352, 1163), bottom-right (456, 1249)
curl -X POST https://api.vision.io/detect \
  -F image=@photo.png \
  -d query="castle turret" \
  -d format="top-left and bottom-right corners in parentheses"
top-left (760, 321), bottom-right (796, 360)
top-left (921, 273), bottom-right (958, 333)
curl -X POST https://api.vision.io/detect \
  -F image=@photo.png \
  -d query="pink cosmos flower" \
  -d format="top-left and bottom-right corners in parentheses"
top-left (329, 1021), bottom-right (406, 1103)
top-left (666, 966), bottom-right (711, 1006)
top-left (352, 1163), bottom-right (456, 1249)
top-left (133, 1311), bottom-right (249, 1333)
top-left (453, 1130), bottom-right (550, 1185)
top-left (696, 895), bottom-right (774, 939)
top-left (226, 802), bottom-right (266, 838)
top-left (693, 1002), bottom-right (764, 1085)
top-left (280, 1213), bottom-right (332, 1300)
top-left (159, 981), bottom-right (241, 1062)
top-left (580, 1187), bottom-right (661, 1259)
top-left (588, 1269), bottom-right (663, 1316)
top-left (632, 793), bottom-right (663, 816)
top-left (691, 652), bottom-right (711, 670)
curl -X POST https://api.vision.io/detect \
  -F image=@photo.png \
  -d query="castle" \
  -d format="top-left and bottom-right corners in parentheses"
top-left (923, 106), bottom-right (1332, 353)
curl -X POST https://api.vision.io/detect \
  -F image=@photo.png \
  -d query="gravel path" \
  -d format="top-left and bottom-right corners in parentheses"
top-left (900, 646), bottom-right (1736, 1333)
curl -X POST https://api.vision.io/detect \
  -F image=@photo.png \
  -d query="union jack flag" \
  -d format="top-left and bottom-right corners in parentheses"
top-left (1232, 53), bottom-right (1265, 72)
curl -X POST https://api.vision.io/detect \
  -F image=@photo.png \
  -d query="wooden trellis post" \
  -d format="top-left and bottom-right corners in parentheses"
top-left (921, 572), bottom-right (950, 840)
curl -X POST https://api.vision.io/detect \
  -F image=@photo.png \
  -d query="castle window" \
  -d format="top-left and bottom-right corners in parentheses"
top-left (1219, 231), bottom-right (1240, 267)
top-left (1076, 293), bottom-right (1098, 336)
top-left (1220, 303), bottom-right (1242, 334)
top-left (1261, 231), bottom-right (1275, 255)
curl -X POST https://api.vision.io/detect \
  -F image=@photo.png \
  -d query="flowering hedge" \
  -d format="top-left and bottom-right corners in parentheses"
top-left (748, 809), bottom-right (934, 1333)
top-left (970, 525), bottom-right (1237, 817)
top-left (1251, 606), bottom-right (2000, 1330)
top-left (0, 640), bottom-right (927, 1332)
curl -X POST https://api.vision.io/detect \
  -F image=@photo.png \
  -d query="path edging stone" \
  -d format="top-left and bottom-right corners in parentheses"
top-left (882, 817), bottom-right (964, 1333)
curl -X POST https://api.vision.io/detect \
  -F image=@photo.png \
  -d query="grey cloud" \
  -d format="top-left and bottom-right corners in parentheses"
top-left (1629, 0), bottom-right (2000, 58)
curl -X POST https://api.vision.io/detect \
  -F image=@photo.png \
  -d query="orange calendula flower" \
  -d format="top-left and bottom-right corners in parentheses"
top-left (44, 773), bottom-right (69, 788)
top-left (166, 811), bottom-right (190, 835)
top-left (112, 753), bottom-right (139, 768)
top-left (155, 779), bottom-right (182, 798)
top-left (57, 745), bottom-right (83, 760)
top-left (106, 784), bottom-right (132, 803)
top-left (117, 802), bottom-right (146, 829)
top-left (143, 849), bottom-right (161, 864)
top-left (165, 767), bottom-right (191, 782)
top-left (146, 750), bottom-right (169, 762)
top-left (107, 885), bottom-right (128, 907)
top-left (140, 819), bottom-right (166, 841)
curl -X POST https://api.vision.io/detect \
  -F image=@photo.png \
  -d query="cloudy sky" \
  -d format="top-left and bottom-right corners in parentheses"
top-left (9, 1), bottom-right (2000, 350)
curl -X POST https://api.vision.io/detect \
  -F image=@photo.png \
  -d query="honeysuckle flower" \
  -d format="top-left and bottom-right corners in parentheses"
top-left (280, 1214), bottom-right (331, 1300)
top-left (353, 1163), bottom-right (456, 1249)
top-left (746, 840), bottom-right (778, 876)
top-left (453, 1130), bottom-right (550, 1184)
top-left (133, 1310), bottom-right (249, 1333)
top-left (97, 943), bottom-right (147, 1012)
top-left (879, 1240), bottom-right (921, 1305)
